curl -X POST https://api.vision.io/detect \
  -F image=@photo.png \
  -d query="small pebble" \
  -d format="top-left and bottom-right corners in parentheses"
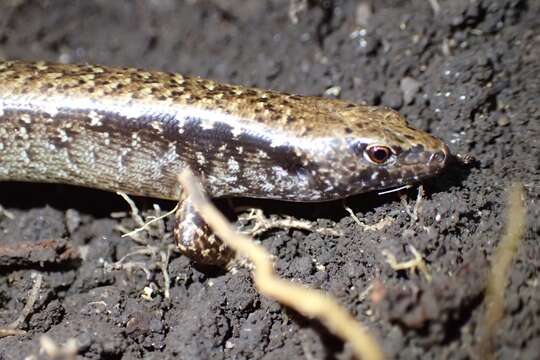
top-left (356, 2), bottom-right (372, 27)
top-left (65, 208), bottom-right (82, 234)
top-left (497, 114), bottom-right (510, 126)
top-left (400, 77), bottom-right (422, 105)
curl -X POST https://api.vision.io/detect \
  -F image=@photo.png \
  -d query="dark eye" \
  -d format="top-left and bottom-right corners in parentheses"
top-left (365, 145), bottom-right (392, 164)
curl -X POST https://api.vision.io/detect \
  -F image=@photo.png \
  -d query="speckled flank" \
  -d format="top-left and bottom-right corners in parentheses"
top-left (0, 60), bottom-right (449, 202)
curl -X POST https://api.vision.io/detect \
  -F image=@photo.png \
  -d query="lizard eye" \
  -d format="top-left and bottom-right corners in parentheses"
top-left (365, 145), bottom-right (392, 164)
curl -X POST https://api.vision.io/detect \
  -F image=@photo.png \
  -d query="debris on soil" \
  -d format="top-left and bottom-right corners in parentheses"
top-left (0, 272), bottom-right (42, 337)
top-left (0, 239), bottom-right (80, 269)
top-left (476, 183), bottom-right (527, 359)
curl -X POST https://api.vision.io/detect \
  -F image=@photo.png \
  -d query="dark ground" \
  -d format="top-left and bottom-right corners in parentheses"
top-left (0, 0), bottom-right (538, 359)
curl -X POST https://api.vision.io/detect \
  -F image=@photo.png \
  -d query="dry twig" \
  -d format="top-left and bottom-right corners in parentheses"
top-left (0, 272), bottom-right (43, 337)
top-left (40, 335), bottom-right (78, 360)
top-left (382, 245), bottom-right (432, 282)
top-left (111, 193), bottom-right (177, 299)
top-left (401, 185), bottom-right (424, 223)
top-left (344, 206), bottom-right (393, 231)
top-left (238, 208), bottom-right (340, 237)
top-left (476, 183), bottom-right (526, 358)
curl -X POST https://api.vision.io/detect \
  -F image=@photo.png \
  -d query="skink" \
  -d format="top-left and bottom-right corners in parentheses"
top-left (0, 60), bottom-right (449, 264)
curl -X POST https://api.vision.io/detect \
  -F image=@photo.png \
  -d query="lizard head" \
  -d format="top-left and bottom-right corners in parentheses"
top-left (295, 104), bottom-right (449, 200)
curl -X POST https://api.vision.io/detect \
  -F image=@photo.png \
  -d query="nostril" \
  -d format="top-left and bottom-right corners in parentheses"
top-left (429, 148), bottom-right (447, 164)
top-left (442, 144), bottom-right (449, 159)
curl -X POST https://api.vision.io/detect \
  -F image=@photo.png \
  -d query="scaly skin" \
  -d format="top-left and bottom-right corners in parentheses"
top-left (0, 60), bottom-right (449, 263)
top-left (0, 60), bottom-right (448, 201)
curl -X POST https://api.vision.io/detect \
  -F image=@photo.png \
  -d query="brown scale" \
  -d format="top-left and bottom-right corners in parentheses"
top-left (0, 60), bottom-right (449, 265)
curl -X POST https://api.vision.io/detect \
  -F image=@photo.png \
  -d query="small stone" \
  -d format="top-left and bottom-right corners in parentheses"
top-left (356, 2), bottom-right (372, 27)
top-left (497, 114), bottom-right (510, 126)
top-left (400, 77), bottom-right (422, 105)
top-left (324, 85), bottom-right (341, 97)
top-left (65, 208), bottom-right (81, 234)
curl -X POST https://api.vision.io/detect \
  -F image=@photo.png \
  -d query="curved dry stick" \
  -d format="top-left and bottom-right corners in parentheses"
top-left (476, 183), bottom-right (527, 358)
